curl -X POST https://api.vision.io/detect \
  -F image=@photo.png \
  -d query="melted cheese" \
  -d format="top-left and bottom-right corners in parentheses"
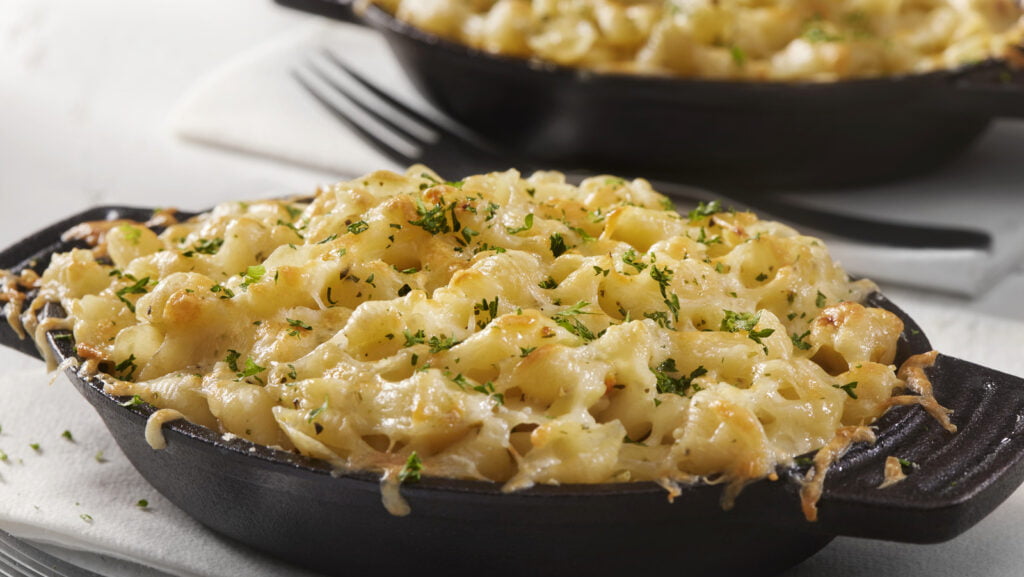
top-left (24, 165), bottom-right (953, 517)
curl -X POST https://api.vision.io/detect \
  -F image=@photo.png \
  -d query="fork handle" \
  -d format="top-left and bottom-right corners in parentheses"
top-left (274, 0), bottom-right (362, 25)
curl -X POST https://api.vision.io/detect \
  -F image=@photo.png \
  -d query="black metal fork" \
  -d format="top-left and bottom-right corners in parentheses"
top-left (0, 529), bottom-right (105, 577)
top-left (293, 50), bottom-right (992, 250)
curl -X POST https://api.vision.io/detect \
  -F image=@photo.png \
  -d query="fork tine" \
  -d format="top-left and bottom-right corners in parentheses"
top-left (0, 529), bottom-right (101, 577)
top-left (309, 54), bottom-right (438, 146)
top-left (291, 67), bottom-right (419, 168)
top-left (321, 50), bottom-right (454, 138)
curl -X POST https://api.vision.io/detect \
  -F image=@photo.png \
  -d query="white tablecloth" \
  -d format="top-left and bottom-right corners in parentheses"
top-left (2, 1), bottom-right (1024, 576)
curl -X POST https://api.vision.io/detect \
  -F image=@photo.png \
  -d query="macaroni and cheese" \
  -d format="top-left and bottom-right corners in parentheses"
top-left (9, 166), bottom-right (953, 516)
top-left (371, 0), bottom-right (1024, 80)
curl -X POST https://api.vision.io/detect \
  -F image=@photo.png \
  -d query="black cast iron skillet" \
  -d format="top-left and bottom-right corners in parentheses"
top-left (274, 0), bottom-right (1024, 191)
top-left (3, 206), bottom-right (1024, 577)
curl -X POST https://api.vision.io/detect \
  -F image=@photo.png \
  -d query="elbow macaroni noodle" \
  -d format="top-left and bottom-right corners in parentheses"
top-left (371, 0), bottom-right (1024, 80)
top-left (11, 166), bottom-right (952, 515)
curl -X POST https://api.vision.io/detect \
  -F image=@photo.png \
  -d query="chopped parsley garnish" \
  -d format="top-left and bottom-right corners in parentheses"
top-left (506, 213), bottom-right (534, 234)
top-left (721, 310), bottom-right (775, 350)
top-left (473, 381), bottom-right (504, 406)
top-left (816, 291), bottom-right (828, 308)
top-left (622, 248), bottom-right (647, 273)
top-left (834, 381), bottom-right (859, 399)
top-left (695, 227), bottom-right (722, 245)
top-left (804, 19), bottom-right (843, 43)
top-left (730, 45), bottom-right (747, 68)
top-left (347, 220), bottom-right (369, 234)
top-left (182, 237), bottom-right (223, 257)
top-left (115, 276), bottom-right (152, 313)
top-left (120, 395), bottom-right (146, 408)
top-left (210, 283), bottom-right (234, 299)
top-left (652, 359), bottom-right (707, 397)
top-left (790, 330), bottom-right (812, 351)
top-left (409, 199), bottom-right (453, 235)
top-left (114, 354), bottom-right (138, 381)
top-left (240, 265), bottom-right (265, 289)
top-left (403, 329), bottom-right (426, 347)
top-left (473, 297), bottom-right (500, 329)
top-left (688, 200), bottom-right (725, 222)
top-left (118, 225), bottom-right (142, 245)
top-left (897, 457), bottom-right (918, 473)
top-left (225, 350), bottom-right (265, 382)
top-left (720, 310), bottom-right (761, 333)
top-left (287, 318), bottom-right (313, 336)
top-left (306, 397), bottom-right (328, 423)
top-left (399, 451), bottom-right (423, 483)
top-left (427, 334), bottom-right (460, 353)
top-left (551, 301), bottom-right (596, 341)
top-left (549, 233), bottom-right (570, 257)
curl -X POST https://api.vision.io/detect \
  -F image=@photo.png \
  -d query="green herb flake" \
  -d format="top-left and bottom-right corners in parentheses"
top-left (182, 237), bottom-right (224, 257)
top-left (506, 213), bottom-right (534, 234)
top-left (834, 381), bottom-right (859, 399)
top-left (399, 451), bottom-right (423, 483)
top-left (347, 220), bottom-right (370, 234)
top-left (114, 354), bottom-right (138, 381)
top-left (549, 233), bottom-right (570, 258)
top-left (688, 200), bottom-right (724, 222)
top-left (790, 330), bottom-right (812, 351)
top-left (240, 265), bottom-right (266, 289)
top-left (403, 329), bottom-right (426, 347)
top-left (120, 395), bottom-right (146, 409)
top-left (118, 224), bottom-right (142, 245)
top-left (409, 199), bottom-right (452, 235)
top-left (115, 276), bottom-right (152, 313)
top-left (427, 334), bottom-right (460, 353)
top-left (652, 359), bottom-right (707, 397)
top-left (551, 301), bottom-right (596, 342)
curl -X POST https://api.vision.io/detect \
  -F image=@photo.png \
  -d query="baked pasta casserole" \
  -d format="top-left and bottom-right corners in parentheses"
top-left (369, 0), bottom-right (1024, 80)
top-left (4, 166), bottom-right (953, 517)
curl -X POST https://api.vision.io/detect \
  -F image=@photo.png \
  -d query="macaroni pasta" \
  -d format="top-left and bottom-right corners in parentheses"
top-left (371, 0), bottom-right (1024, 80)
top-left (13, 166), bottom-right (952, 515)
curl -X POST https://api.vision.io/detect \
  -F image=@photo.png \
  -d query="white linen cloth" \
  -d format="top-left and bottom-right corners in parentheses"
top-left (0, 298), bottom-right (1022, 577)
top-left (166, 19), bottom-right (1024, 298)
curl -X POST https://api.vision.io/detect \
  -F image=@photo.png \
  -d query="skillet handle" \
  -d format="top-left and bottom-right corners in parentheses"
top-left (813, 354), bottom-right (1024, 543)
top-left (273, 0), bottom-right (364, 25)
top-left (949, 59), bottom-right (1024, 119)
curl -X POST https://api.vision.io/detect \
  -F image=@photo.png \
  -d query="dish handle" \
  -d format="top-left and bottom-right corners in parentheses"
top-left (948, 56), bottom-right (1024, 119)
top-left (814, 354), bottom-right (1024, 543)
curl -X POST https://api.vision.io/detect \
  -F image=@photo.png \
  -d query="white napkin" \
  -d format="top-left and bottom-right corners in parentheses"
top-left (0, 363), bottom-right (323, 577)
top-left (167, 18), bottom-right (1024, 299)
top-left (0, 299), bottom-right (1021, 577)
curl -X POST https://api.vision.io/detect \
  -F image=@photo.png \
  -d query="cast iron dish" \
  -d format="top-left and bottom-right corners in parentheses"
top-left (274, 0), bottom-right (1024, 191)
top-left (3, 206), bottom-right (1024, 577)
